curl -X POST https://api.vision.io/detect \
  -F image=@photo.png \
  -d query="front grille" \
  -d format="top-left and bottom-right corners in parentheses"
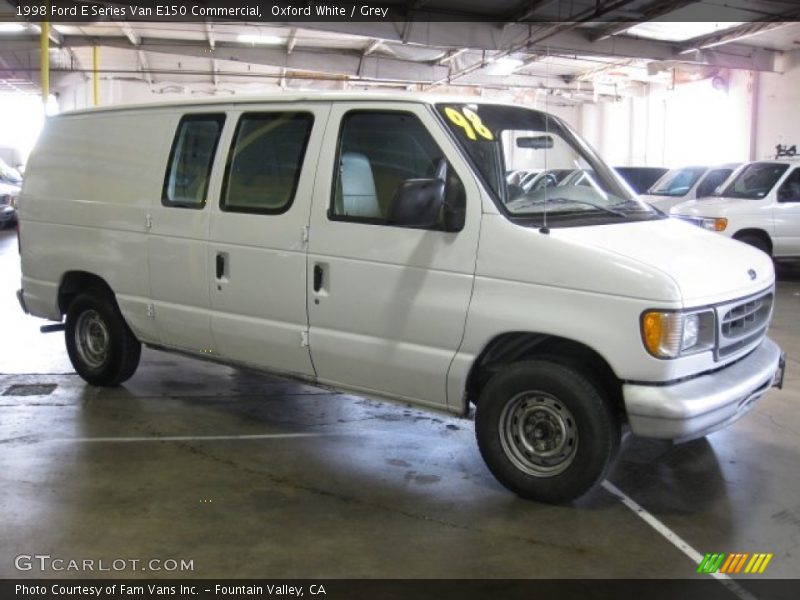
top-left (716, 290), bottom-right (773, 359)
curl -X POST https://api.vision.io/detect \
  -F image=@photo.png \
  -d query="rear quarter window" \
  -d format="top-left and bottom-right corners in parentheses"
top-left (162, 114), bottom-right (225, 208)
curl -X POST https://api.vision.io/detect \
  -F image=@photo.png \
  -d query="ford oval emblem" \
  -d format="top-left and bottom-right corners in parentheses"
top-left (748, 269), bottom-right (757, 281)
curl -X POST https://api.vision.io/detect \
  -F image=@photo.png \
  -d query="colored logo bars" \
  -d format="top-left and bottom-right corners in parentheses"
top-left (697, 552), bottom-right (773, 574)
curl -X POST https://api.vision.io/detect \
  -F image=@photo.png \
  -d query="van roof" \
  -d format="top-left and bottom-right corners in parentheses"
top-left (57, 91), bottom-right (522, 117)
top-left (754, 158), bottom-right (800, 165)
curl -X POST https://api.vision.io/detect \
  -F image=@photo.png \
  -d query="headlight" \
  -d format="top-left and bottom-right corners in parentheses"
top-left (641, 309), bottom-right (715, 358)
top-left (700, 217), bottom-right (727, 231)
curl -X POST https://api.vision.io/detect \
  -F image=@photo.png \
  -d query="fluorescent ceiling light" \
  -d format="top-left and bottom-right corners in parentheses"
top-left (0, 23), bottom-right (26, 33)
top-left (238, 33), bottom-right (282, 45)
top-left (486, 57), bottom-right (524, 76)
top-left (625, 22), bottom-right (743, 42)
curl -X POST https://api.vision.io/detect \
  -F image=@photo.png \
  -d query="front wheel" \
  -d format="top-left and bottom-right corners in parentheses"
top-left (475, 360), bottom-right (619, 503)
top-left (735, 234), bottom-right (771, 256)
top-left (65, 292), bottom-right (141, 386)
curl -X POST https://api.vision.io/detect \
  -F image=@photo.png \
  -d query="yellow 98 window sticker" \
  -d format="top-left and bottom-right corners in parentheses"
top-left (444, 106), bottom-right (494, 141)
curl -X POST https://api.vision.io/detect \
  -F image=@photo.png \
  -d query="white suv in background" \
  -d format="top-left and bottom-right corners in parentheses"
top-left (671, 159), bottom-right (800, 257)
top-left (641, 164), bottom-right (740, 213)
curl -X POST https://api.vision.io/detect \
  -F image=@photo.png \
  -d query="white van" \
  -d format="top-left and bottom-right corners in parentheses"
top-left (671, 159), bottom-right (800, 257)
top-left (17, 94), bottom-right (785, 503)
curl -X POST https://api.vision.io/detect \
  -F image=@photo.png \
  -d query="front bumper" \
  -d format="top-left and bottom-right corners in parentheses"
top-left (623, 337), bottom-right (784, 441)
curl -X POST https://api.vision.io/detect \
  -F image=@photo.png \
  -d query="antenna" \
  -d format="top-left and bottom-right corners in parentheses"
top-left (540, 45), bottom-right (551, 235)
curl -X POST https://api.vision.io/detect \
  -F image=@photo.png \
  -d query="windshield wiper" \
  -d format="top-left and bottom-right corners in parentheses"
top-left (513, 196), bottom-right (629, 218)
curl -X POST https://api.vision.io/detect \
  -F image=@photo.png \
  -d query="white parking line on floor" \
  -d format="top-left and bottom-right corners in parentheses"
top-left (48, 432), bottom-right (330, 443)
top-left (602, 481), bottom-right (758, 600)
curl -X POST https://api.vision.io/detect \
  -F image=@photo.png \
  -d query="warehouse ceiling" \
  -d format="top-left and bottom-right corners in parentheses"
top-left (0, 0), bottom-right (799, 104)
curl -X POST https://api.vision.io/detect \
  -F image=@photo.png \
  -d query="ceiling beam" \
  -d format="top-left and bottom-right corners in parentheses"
top-left (113, 22), bottom-right (152, 86)
top-left (363, 39), bottom-right (383, 56)
top-left (62, 35), bottom-right (451, 84)
top-left (29, 22), bottom-right (62, 46)
top-left (137, 50), bottom-right (153, 86)
top-left (286, 28), bottom-right (297, 55)
top-left (203, 21), bottom-right (216, 88)
top-left (507, 0), bottom-right (557, 22)
top-left (679, 16), bottom-right (800, 52)
top-left (289, 21), bottom-right (780, 72)
top-left (429, 0), bottom-right (639, 87)
top-left (37, 35), bottom-right (616, 94)
top-left (118, 22), bottom-right (140, 46)
top-left (436, 48), bottom-right (467, 65)
top-left (568, 58), bottom-right (637, 83)
top-left (589, 0), bottom-right (698, 41)
top-left (204, 21), bottom-right (216, 50)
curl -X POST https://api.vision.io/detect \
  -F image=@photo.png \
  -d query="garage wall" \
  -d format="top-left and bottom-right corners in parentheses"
top-left (53, 65), bottom-right (769, 172)
top-left (755, 49), bottom-right (800, 161)
top-left (56, 79), bottom-right (193, 111)
top-left (579, 71), bottom-right (754, 168)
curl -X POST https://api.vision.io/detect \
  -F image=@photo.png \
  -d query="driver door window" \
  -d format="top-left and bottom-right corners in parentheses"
top-left (331, 111), bottom-right (464, 230)
top-left (778, 168), bottom-right (800, 203)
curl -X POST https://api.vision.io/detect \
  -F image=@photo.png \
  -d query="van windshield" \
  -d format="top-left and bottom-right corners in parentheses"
top-left (648, 167), bottom-right (707, 197)
top-left (721, 162), bottom-right (788, 199)
top-left (436, 103), bottom-right (660, 227)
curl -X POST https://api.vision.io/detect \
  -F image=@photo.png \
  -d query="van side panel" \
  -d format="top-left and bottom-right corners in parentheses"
top-left (19, 110), bottom-right (173, 342)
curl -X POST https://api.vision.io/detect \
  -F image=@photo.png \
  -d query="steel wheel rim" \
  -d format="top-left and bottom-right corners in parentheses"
top-left (499, 391), bottom-right (579, 477)
top-left (74, 310), bottom-right (110, 369)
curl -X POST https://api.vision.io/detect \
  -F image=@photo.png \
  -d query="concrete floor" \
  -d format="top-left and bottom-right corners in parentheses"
top-left (1, 226), bottom-right (799, 582)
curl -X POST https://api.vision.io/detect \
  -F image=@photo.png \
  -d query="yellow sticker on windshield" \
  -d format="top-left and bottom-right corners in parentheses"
top-left (444, 107), bottom-right (494, 141)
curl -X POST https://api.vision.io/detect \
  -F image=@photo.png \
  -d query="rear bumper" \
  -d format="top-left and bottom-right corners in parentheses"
top-left (623, 337), bottom-right (784, 441)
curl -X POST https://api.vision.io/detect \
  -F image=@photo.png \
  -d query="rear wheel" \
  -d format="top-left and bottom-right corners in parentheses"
top-left (475, 360), bottom-right (619, 503)
top-left (65, 292), bottom-right (141, 386)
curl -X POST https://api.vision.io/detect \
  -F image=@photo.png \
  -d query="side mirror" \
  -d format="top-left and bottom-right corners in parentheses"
top-left (388, 178), bottom-right (445, 228)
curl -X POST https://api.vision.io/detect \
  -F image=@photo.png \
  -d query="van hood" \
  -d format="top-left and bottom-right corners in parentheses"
top-left (639, 194), bottom-right (689, 213)
top-left (670, 196), bottom-right (761, 216)
top-left (555, 217), bottom-right (774, 306)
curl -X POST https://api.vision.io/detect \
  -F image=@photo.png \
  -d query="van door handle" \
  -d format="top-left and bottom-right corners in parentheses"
top-left (313, 264), bottom-right (324, 292)
top-left (216, 253), bottom-right (225, 280)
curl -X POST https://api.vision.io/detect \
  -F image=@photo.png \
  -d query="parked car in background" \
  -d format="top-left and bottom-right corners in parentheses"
top-left (0, 157), bottom-right (23, 186)
top-left (641, 164), bottom-right (740, 212)
top-left (614, 166), bottom-right (669, 194)
top-left (0, 180), bottom-right (20, 228)
top-left (671, 159), bottom-right (800, 257)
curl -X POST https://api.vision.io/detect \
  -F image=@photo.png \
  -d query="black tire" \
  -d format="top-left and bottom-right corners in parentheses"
top-left (735, 234), bottom-right (770, 256)
top-left (65, 292), bottom-right (141, 386)
top-left (475, 360), bottom-right (619, 504)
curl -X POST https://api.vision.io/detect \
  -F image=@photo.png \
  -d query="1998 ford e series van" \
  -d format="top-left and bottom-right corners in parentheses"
top-left (17, 94), bottom-right (785, 503)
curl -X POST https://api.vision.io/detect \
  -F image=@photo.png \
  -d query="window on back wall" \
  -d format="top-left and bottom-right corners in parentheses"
top-left (162, 114), bottom-right (225, 208)
top-left (221, 112), bottom-right (314, 215)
